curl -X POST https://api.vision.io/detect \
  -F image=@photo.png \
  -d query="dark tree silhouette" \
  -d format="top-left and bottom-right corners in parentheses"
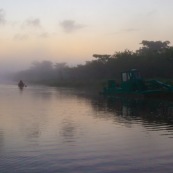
top-left (11, 40), bottom-right (173, 87)
top-left (137, 40), bottom-right (170, 55)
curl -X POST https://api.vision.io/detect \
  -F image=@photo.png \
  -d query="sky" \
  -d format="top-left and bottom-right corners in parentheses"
top-left (0, 0), bottom-right (173, 72)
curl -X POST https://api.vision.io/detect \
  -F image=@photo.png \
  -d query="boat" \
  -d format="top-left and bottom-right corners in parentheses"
top-left (18, 80), bottom-right (27, 89)
top-left (100, 69), bottom-right (173, 99)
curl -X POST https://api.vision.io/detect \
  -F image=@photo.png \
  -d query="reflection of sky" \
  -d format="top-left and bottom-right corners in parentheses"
top-left (0, 85), bottom-right (173, 172)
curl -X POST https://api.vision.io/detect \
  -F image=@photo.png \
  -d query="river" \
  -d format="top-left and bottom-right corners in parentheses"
top-left (0, 84), bottom-right (173, 173)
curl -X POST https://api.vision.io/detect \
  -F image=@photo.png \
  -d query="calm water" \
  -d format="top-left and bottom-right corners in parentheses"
top-left (0, 85), bottom-right (173, 173)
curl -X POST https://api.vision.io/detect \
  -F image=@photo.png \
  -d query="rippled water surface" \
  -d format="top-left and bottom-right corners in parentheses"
top-left (0, 85), bottom-right (173, 173)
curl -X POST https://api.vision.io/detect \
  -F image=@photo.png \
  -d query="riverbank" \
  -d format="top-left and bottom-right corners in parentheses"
top-left (29, 79), bottom-right (107, 90)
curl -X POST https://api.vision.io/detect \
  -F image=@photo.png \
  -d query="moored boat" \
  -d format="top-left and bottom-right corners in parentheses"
top-left (101, 69), bottom-right (173, 99)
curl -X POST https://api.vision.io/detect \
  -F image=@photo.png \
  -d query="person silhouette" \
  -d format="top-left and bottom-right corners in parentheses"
top-left (18, 80), bottom-right (26, 89)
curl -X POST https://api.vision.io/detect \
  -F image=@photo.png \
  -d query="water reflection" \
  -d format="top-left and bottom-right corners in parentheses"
top-left (90, 96), bottom-right (173, 136)
top-left (0, 86), bottom-right (173, 173)
top-left (54, 88), bottom-right (173, 131)
top-left (21, 117), bottom-right (41, 141)
top-left (30, 87), bottom-right (53, 100)
top-left (60, 117), bottom-right (77, 144)
top-left (0, 129), bottom-right (4, 151)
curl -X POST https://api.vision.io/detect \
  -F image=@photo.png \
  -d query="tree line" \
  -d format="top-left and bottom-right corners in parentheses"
top-left (12, 40), bottom-right (173, 87)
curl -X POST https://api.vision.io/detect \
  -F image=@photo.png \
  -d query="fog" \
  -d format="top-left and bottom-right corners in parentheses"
top-left (0, 55), bottom-right (85, 84)
top-left (1, 40), bottom-right (173, 88)
top-left (0, 50), bottom-right (86, 84)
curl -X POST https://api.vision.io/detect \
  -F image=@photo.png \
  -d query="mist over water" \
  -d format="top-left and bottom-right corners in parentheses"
top-left (0, 85), bottom-right (173, 173)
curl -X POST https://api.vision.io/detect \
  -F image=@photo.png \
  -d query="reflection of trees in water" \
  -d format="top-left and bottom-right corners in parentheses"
top-left (43, 87), bottom-right (173, 135)
top-left (90, 96), bottom-right (173, 129)
top-left (54, 88), bottom-right (173, 129)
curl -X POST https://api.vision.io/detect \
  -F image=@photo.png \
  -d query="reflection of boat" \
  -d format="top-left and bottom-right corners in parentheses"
top-left (101, 69), bottom-right (173, 99)
top-left (18, 85), bottom-right (25, 90)
top-left (96, 96), bottom-right (173, 126)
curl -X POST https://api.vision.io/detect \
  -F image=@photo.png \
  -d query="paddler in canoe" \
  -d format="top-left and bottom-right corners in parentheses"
top-left (18, 80), bottom-right (27, 89)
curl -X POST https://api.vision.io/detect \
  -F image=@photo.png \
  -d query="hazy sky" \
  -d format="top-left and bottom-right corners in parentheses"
top-left (0, 0), bottom-right (173, 71)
